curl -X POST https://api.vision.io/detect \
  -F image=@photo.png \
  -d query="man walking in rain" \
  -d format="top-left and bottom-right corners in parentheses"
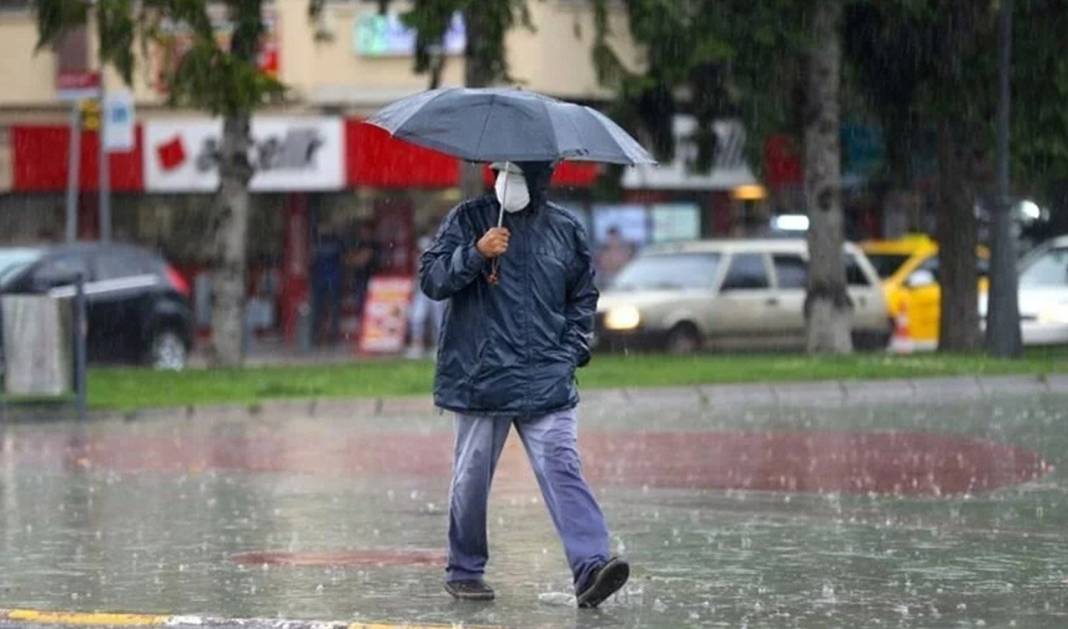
top-left (420, 161), bottom-right (629, 608)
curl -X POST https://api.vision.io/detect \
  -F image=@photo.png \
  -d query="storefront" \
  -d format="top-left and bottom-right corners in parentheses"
top-left (1, 114), bottom-right (605, 352)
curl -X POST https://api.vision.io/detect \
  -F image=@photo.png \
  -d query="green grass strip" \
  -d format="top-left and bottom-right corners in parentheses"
top-left (77, 347), bottom-right (1068, 412)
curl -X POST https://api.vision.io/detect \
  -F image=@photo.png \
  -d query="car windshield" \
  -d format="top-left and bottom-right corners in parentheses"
top-left (1020, 247), bottom-right (1068, 287)
top-left (865, 253), bottom-right (912, 279)
top-left (612, 253), bottom-right (721, 290)
top-left (0, 248), bottom-right (42, 286)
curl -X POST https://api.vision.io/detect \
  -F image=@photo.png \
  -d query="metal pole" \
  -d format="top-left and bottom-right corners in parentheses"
top-left (65, 102), bottom-right (82, 243)
top-left (98, 77), bottom-right (111, 242)
top-left (73, 273), bottom-right (88, 421)
top-left (987, 0), bottom-right (1022, 357)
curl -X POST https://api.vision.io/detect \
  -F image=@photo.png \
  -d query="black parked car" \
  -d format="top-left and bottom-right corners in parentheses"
top-left (0, 242), bottom-right (193, 370)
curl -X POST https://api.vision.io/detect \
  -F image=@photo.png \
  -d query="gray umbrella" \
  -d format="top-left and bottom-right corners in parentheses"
top-left (365, 87), bottom-right (656, 166)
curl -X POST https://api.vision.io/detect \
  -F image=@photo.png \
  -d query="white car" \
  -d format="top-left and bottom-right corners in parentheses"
top-left (1016, 236), bottom-right (1068, 345)
top-left (595, 239), bottom-right (890, 353)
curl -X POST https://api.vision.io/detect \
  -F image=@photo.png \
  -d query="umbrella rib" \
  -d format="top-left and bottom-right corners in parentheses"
top-left (471, 93), bottom-right (498, 161)
top-left (369, 88), bottom-right (452, 135)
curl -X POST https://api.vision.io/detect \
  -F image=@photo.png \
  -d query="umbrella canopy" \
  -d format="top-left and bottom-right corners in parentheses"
top-left (366, 87), bottom-right (656, 166)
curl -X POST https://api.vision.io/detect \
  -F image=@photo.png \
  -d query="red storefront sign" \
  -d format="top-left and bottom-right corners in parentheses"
top-left (11, 118), bottom-right (599, 193)
top-left (346, 121), bottom-right (459, 188)
top-left (347, 120), bottom-right (601, 190)
top-left (481, 161), bottom-right (601, 188)
top-left (11, 125), bottom-right (144, 192)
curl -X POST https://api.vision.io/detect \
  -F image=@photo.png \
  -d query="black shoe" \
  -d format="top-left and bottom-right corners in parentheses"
top-left (576, 557), bottom-right (630, 608)
top-left (444, 579), bottom-right (495, 601)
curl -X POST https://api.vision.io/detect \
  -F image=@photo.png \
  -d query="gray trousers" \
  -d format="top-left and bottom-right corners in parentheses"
top-left (446, 407), bottom-right (611, 591)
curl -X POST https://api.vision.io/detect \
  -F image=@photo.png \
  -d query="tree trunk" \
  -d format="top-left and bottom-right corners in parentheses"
top-left (936, 119), bottom-right (980, 352)
top-left (207, 114), bottom-right (254, 366)
top-left (803, 0), bottom-right (852, 354)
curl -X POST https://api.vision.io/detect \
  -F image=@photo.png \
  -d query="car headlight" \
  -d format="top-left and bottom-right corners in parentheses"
top-left (605, 305), bottom-right (641, 331)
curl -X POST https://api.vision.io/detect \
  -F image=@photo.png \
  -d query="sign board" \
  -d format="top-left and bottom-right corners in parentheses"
top-left (358, 276), bottom-right (413, 354)
top-left (143, 117), bottom-right (344, 192)
top-left (622, 115), bottom-right (757, 191)
top-left (652, 203), bottom-right (701, 242)
top-left (353, 11), bottom-right (465, 57)
top-left (56, 71), bottom-right (100, 102)
top-left (102, 90), bottom-right (135, 152)
top-left (593, 204), bottom-right (649, 245)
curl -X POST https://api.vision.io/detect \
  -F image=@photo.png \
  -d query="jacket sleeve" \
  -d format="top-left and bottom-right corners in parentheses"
top-left (563, 222), bottom-right (600, 368)
top-left (420, 204), bottom-right (486, 301)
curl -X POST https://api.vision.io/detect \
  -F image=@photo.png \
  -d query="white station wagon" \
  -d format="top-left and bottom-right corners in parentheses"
top-left (595, 239), bottom-right (891, 353)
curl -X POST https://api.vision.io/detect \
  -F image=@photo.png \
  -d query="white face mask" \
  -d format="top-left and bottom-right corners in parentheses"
top-left (494, 170), bottom-right (530, 213)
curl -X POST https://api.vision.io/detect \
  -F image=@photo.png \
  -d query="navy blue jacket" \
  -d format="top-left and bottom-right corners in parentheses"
top-left (420, 194), bottom-right (598, 416)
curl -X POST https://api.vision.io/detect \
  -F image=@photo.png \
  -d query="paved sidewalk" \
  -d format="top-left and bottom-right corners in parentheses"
top-left (2, 375), bottom-right (1067, 627)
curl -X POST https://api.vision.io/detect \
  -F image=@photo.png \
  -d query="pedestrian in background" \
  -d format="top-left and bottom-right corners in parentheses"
top-left (595, 225), bottom-right (635, 288)
top-left (420, 160), bottom-right (630, 608)
top-left (346, 221), bottom-right (379, 326)
top-left (405, 233), bottom-right (446, 358)
top-left (310, 223), bottom-right (344, 345)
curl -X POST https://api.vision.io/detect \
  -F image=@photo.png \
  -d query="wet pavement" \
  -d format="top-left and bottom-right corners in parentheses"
top-left (1, 385), bottom-right (1067, 628)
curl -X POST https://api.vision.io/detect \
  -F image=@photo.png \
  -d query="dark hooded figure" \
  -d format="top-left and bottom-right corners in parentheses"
top-left (420, 161), bottom-right (629, 607)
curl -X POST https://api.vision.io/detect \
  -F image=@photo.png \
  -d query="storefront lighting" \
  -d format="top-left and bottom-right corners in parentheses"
top-left (732, 184), bottom-right (767, 201)
top-left (773, 214), bottom-right (809, 232)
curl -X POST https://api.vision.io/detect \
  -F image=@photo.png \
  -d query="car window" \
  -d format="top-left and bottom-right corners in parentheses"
top-left (34, 254), bottom-right (91, 285)
top-left (772, 254), bottom-right (807, 289)
top-left (94, 250), bottom-right (151, 281)
top-left (1020, 247), bottom-right (1068, 287)
top-left (844, 254), bottom-right (871, 286)
top-left (917, 256), bottom-right (940, 282)
top-left (721, 253), bottom-right (770, 290)
top-left (612, 253), bottom-right (722, 290)
top-left (866, 253), bottom-right (911, 279)
top-left (0, 248), bottom-right (43, 286)
top-left (912, 255), bottom-right (987, 284)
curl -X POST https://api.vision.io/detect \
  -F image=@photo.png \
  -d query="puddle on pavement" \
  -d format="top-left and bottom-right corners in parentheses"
top-left (1, 392), bottom-right (1067, 627)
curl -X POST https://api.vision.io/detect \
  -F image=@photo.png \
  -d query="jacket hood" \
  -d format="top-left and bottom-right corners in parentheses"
top-left (516, 161), bottom-right (555, 209)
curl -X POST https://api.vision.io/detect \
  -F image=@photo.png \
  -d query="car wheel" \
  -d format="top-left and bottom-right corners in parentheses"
top-left (666, 323), bottom-right (701, 355)
top-left (150, 329), bottom-right (187, 371)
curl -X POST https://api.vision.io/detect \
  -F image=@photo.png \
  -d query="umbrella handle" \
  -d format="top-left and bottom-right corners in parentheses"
top-left (488, 161), bottom-right (511, 285)
top-left (496, 161), bottom-right (510, 228)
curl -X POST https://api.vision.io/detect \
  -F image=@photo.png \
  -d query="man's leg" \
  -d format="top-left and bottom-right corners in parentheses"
top-left (447, 414), bottom-right (511, 583)
top-left (514, 408), bottom-right (612, 592)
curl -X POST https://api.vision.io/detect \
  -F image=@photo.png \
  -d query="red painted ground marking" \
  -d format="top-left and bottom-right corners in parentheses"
top-left (230, 548), bottom-right (445, 567)
top-left (580, 431), bottom-right (1052, 496)
top-left (7, 428), bottom-right (1051, 496)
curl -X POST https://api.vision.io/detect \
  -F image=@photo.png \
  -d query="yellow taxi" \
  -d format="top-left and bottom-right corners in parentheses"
top-left (860, 234), bottom-right (988, 350)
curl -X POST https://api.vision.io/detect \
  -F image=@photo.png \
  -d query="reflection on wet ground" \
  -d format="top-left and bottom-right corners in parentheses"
top-left (1, 390), bottom-right (1066, 627)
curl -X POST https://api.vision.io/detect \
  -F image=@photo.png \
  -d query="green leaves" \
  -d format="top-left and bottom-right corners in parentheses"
top-left (591, 0), bottom-right (807, 171)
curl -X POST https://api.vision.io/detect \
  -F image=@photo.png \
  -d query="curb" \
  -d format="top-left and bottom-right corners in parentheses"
top-left (4, 374), bottom-right (1066, 424)
top-left (0, 609), bottom-right (497, 629)
top-left (89, 373), bottom-right (1068, 421)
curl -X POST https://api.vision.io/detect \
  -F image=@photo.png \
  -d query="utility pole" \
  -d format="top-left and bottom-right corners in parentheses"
top-left (64, 101), bottom-right (82, 243)
top-left (987, 0), bottom-right (1022, 357)
top-left (97, 21), bottom-right (111, 243)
